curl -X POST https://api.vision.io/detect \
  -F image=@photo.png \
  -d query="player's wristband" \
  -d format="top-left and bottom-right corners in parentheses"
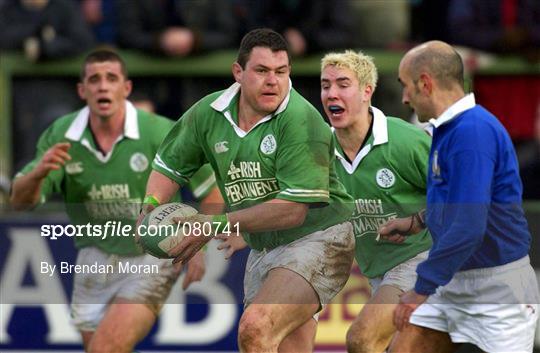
top-left (414, 209), bottom-right (427, 229)
top-left (143, 195), bottom-right (160, 208)
top-left (140, 195), bottom-right (160, 216)
top-left (211, 213), bottom-right (229, 234)
top-left (405, 215), bottom-right (415, 234)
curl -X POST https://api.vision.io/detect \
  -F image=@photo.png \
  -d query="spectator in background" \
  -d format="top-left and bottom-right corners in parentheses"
top-left (115, 0), bottom-right (237, 115)
top-left (130, 90), bottom-right (157, 114)
top-left (0, 0), bottom-right (94, 171)
top-left (409, 0), bottom-right (451, 44)
top-left (230, 0), bottom-right (250, 45)
top-left (346, 0), bottom-right (412, 120)
top-left (247, 0), bottom-right (354, 57)
top-left (448, 0), bottom-right (540, 61)
top-left (79, 0), bottom-right (116, 45)
top-left (448, 0), bottom-right (540, 149)
top-left (347, 0), bottom-right (410, 49)
top-left (0, 0), bottom-right (94, 61)
top-left (116, 0), bottom-right (236, 57)
top-left (518, 103), bottom-right (540, 199)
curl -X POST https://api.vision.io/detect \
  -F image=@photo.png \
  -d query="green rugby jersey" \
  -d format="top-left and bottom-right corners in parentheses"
top-left (153, 82), bottom-right (354, 250)
top-left (334, 107), bottom-right (432, 278)
top-left (17, 102), bottom-right (216, 256)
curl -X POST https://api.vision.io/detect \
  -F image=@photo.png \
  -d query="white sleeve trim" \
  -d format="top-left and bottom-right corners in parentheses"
top-left (192, 173), bottom-right (216, 199)
top-left (153, 154), bottom-right (186, 179)
top-left (279, 188), bottom-right (329, 198)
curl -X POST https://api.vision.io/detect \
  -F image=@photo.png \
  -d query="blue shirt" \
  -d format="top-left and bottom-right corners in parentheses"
top-left (415, 94), bottom-right (530, 296)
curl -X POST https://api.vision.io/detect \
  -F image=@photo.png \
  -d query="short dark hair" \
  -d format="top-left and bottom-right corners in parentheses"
top-left (80, 49), bottom-right (128, 81)
top-left (236, 28), bottom-right (290, 68)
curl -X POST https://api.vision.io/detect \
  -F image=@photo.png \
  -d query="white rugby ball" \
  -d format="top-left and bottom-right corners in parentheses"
top-left (139, 202), bottom-right (198, 258)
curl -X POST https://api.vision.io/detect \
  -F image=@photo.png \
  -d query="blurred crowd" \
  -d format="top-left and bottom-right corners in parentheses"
top-left (0, 0), bottom-right (369, 59)
top-left (0, 0), bottom-right (539, 199)
top-left (1, 0), bottom-right (538, 60)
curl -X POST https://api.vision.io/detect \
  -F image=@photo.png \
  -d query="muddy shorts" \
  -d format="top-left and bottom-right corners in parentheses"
top-left (369, 250), bottom-right (429, 295)
top-left (243, 221), bottom-right (355, 309)
top-left (70, 247), bottom-right (177, 331)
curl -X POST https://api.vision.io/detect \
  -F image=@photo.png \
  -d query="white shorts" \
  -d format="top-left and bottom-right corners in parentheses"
top-left (410, 256), bottom-right (539, 353)
top-left (71, 247), bottom-right (178, 331)
top-left (369, 250), bottom-right (428, 295)
top-left (243, 222), bottom-right (355, 308)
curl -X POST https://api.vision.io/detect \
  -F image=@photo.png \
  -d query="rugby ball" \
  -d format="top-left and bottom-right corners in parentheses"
top-left (139, 202), bottom-right (198, 258)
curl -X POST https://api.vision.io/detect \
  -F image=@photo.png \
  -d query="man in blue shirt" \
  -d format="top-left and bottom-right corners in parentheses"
top-left (379, 40), bottom-right (539, 353)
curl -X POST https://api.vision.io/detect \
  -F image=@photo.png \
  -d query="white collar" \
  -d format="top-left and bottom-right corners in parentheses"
top-left (371, 106), bottom-right (389, 146)
top-left (64, 101), bottom-right (139, 141)
top-left (334, 106), bottom-right (388, 174)
top-left (429, 93), bottom-right (476, 128)
top-left (210, 80), bottom-right (292, 137)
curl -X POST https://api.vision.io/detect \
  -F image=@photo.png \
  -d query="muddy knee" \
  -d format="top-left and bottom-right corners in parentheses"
top-left (346, 321), bottom-right (379, 353)
top-left (238, 307), bottom-right (278, 350)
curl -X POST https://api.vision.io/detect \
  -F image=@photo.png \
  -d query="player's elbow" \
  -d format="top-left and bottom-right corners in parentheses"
top-left (9, 184), bottom-right (37, 211)
top-left (460, 219), bottom-right (487, 246)
top-left (285, 203), bottom-right (308, 228)
top-left (10, 196), bottom-right (34, 211)
top-left (9, 194), bottom-right (31, 211)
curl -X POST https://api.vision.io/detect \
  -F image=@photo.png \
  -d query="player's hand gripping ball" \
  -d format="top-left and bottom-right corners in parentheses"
top-left (139, 202), bottom-right (198, 258)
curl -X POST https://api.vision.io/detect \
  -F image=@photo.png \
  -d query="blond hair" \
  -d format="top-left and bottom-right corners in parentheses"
top-left (321, 50), bottom-right (378, 91)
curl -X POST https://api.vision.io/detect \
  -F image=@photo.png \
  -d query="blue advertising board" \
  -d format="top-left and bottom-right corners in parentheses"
top-left (0, 217), bottom-right (247, 351)
top-left (2, 212), bottom-right (539, 352)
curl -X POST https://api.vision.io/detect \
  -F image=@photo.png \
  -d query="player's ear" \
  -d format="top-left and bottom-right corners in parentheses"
top-left (232, 62), bottom-right (243, 83)
top-left (419, 73), bottom-right (433, 95)
top-left (77, 82), bottom-right (86, 100)
top-left (362, 84), bottom-right (374, 102)
top-left (124, 79), bottom-right (133, 98)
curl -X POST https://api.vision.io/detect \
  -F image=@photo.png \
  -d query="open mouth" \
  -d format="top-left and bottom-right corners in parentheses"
top-left (328, 105), bottom-right (345, 117)
top-left (97, 98), bottom-right (112, 108)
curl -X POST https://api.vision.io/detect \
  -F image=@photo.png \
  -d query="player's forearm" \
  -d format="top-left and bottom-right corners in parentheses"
top-left (227, 199), bottom-right (308, 233)
top-left (10, 172), bottom-right (45, 210)
top-left (415, 205), bottom-right (487, 294)
top-left (199, 187), bottom-right (224, 215)
top-left (144, 170), bottom-right (180, 206)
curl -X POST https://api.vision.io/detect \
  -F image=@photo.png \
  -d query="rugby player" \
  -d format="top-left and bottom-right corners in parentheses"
top-left (140, 28), bottom-right (355, 352)
top-left (320, 50), bottom-right (432, 353)
top-left (10, 49), bottom-right (220, 352)
top-left (380, 41), bottom-right (539, 353)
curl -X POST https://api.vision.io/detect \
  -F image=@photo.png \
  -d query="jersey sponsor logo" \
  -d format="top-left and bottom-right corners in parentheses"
top-left (227, 161), bottom-right (261, 181)
top-left (260, 134), bottom-right (277, 155)
top-left (224, 161), bottom-right (279, 205)
top-left (65, 162), bottom-right (83, 175)
top-left (86, 199), bottom-right (141, 220)
top-left (215, 141), bottom-right (229, 154)
top-left (130, 152), bottom-right (149, 172)
top-left (375, 168), bottom-right (395, 188)
top-left (86, 183), bottom-right (137, 219)
top-left (352, 198), bottom-right (397, 238)
top-left (87, 183), bottom-right (130, 201)
top-left (354, 198), bottom-right (384, 215)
